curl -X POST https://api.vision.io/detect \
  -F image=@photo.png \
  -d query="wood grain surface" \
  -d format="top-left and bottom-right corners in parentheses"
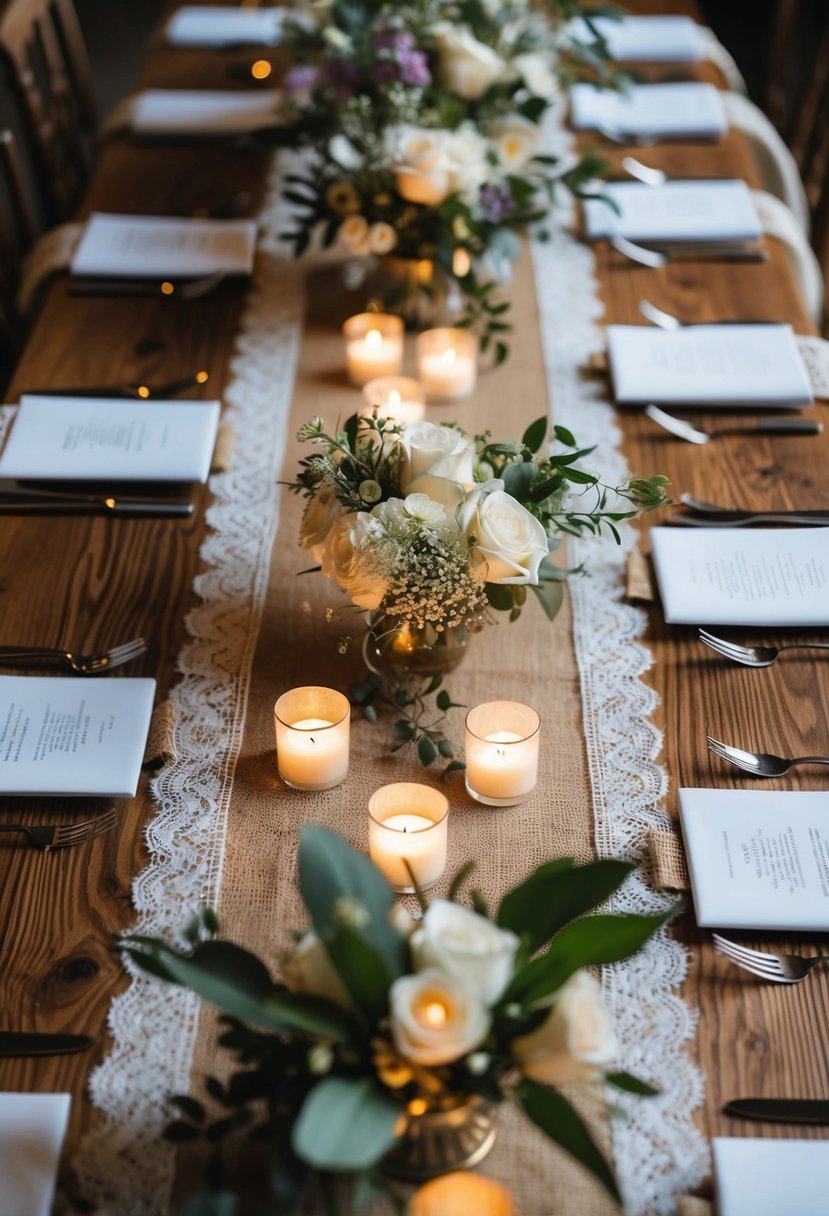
top-left (0, 0), bottom-right (827, 1209)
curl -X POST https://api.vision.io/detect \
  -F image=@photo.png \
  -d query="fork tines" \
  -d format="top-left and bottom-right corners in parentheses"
top-left (712, 934), bottom-right (789, 982)
top-left (699, 630), bottom-right (751, 661)
top-left (52, 807), bottom-right (119, 848)
top-left (103, 639), bottom-right (147, 667)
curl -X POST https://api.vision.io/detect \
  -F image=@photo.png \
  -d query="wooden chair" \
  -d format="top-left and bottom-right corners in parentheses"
top-left (0, 127), bottom-right (39, 388)
top-left (0, 0), bottom-right (96, 225)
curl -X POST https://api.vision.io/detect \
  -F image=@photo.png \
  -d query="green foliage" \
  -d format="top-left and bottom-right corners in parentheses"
top-left (517, 1081), bottom-right (621, 1203)
top-left (350, 668), bottom-right (464, 772)
top-left (292, 1078), bottom-right (400, 1170)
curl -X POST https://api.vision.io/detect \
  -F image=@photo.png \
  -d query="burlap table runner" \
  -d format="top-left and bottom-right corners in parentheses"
top-left (191, 252), bottom-right (615, 1212)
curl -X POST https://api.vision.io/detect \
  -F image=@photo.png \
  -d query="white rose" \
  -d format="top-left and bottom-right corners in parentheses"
top-left (404, 472), bottom-right (465, 517)
top-left (402, 421), bottom-right (475, 488)
top-left (434, 23), bottom-right (507, 100)
top-left (285, 931), bottom-right (351, 1008)
top-left (339, 213), bottom-right (371, 254)
top-left (445, 123), bottom-right (491, 199)
top-left (511, 970), bottom-right (616, 1084)
top-left (459, 480), bottom-right (549, 584)
top-left (299, 478), bottom-right (342, 562)
top-left (514, 51), bottom-right (559, 101)
top-left (391, 127), bottom-right (452, 206)
top-left (321, 513), bottom-right (385, 608)
top-left (389, 968), bottom-right (490, 1065)
top-left (368, 221), bottom-right (398, 255)
top-left (489, 113), bottom-right (541, 173)
top-left (410, 899), bottom-right (520, 1005)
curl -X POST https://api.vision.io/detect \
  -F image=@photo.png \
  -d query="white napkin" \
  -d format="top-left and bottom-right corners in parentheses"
top-left (583, 180), bottom-right (762, 244)
top-left (650, 527), bottom-right (829, 627)
top-left (0, 676), bottom-right (156, 796)
top-left (0, 1092), bottom-right (71, 1216)
top-left (0, 396), bottom-right (221, 483)
top-left (132, 89), bottom-right (283, 135)
top-left (71, 214), bottom-right (257, 279)
top-left (569, 16), bottom-right (703, 62)
top-left (570, 82), bottom-right (728, 139)
top-left (714, 1138), bottom-right (829, 1215)
top-left (165, 5), bottom-right (287, 47)
top-left (679, 789), bottom-right (829, 931)
top-left (606, 324), bottom-right (813, 408)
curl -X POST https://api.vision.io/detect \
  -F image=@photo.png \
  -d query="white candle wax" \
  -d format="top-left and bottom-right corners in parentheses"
top-left (419, 346), bottom-right (476, 399)
top-left (369, 812), bottom-right (447, 890)
top-left (277, 717), bottom-right (349, 790)
top-left (361, 379), bottom-right (426, 424)
top-left (346, 327), bottom-right (403, 385)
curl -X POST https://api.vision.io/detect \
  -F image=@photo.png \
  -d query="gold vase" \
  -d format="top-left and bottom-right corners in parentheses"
top-left (383, 1095), bottom-right (499, 1182)
top-left (362, 614), bottom-right (476, 682)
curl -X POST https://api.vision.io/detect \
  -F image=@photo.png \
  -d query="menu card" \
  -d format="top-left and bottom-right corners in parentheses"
top-left (569, 15), bottom-right (703, 62)
top-left (0, 1093), bottom-right (71, 1216)
top-left (714, 1139), bottom-right (829, 1216)
top-left (0, 397), bottom-right (221, 483)
top-left (71, 214), bottom-right (257, 279)
top-left (0, 676), bottom-right (156, 797)
top-left (165, 6), bottom-right (287, 47)
top-left (679, 789), bottom-right (829, 931)
top-left (606, 324), bottom-right (813, 408)
top-left (570, 82), bottom-right (728, 139)
top-left (650, 527), bottom-right (829, 627)
top-left (132, 89), bottom-right (283, 136)
top-left (584, 180), bottom-right (762, 244)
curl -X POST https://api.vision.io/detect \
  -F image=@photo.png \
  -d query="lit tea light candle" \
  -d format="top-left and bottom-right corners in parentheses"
top-left (465, 701), bottom-right (540, 806)
top-left (343, 312), bottom-right (404, 386)
top-left (410, 1173), bottom-right (516, 1216)
top-left (361, 376), bottom-right (426, 424)
top-left (368, 783), bottom-right (449, 891)
top-left (274, 686), bottom-right (350, 791)
top-left (416, 328), bottom-right (477, 400)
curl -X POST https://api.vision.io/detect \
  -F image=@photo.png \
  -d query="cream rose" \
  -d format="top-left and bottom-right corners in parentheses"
top-left (489, 113), bottom-right (541, 173)
top-left (368, 221), bottom-right (398, 255)
top-left (389, 968), bottom-right (490, 1065)
top-left (402, 421), bottom-right (475, 488)
top-left (404, 472), bottom-right (465, 516)
top-left (285, 931), bottom-right (351, 1008)
top-left (299, 478), bottom-right (342, 561)
top-left (339, 213), bottom-right (371, 254)
top-left (433, 23), bottom-right (507, 100)
top-left (511, 971), bottom-right (616, 1085)
top-left (321, 513), bottom-right (385, 608)
top-left (391, 127), bottom-right (452, 206)
top-left (410, 900), bottom-right (520, 1005)
top-left (514, 51), bottom-right (559, 101)
top-left (459, 480), bottom-right (549, 584)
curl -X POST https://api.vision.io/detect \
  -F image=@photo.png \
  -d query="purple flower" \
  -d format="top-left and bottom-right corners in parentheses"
top-left (373, 25), bottom-right (432, 88)
top-left (283, 64), bottom-right (320, 99)
top-left (479, 183), bottom-right (515, 224)
top-left (322, 57), bottom-right (363, 100)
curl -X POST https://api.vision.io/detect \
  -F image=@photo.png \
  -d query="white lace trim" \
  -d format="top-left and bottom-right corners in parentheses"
top-left (531, 110), bottom-right (708, 1214)
top-left (72, 153), bottom-right (304, 1213)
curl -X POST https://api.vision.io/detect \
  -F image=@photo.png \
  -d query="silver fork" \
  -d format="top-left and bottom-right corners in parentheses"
top-left (713, 934), bottom-right (829, 983)
top-left (699, 629), bottom-right (829, 668)
top-left (707, 735), bottom-right (829, 777)
top-left (0, 638), bottom-right (146, 674)
top-left (0, 807), bottom-right (118, 851)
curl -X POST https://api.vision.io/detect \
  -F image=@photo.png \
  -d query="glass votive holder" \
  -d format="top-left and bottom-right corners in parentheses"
top-left (274, 686), bottom-right (350, 791)
top-left (410, 1173), bottom-right (516, 1216)
top-left (361, 376), bottom-right (426, 424)
top-left (415, 327), bottom-right (477, 400)
top-left (343, 312), bottom-right (404, 386)
top-left (464, 701), bottom-right (541, 807)
top-left (368, 782), bottom-right (449, 892)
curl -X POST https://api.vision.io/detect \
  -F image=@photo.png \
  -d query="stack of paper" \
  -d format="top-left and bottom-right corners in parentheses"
top-left (584, 180), bottom-right (762, 245)
top-left (714, 1139), bottom-right (829, 1215)
top-left (0, 1093), bottom-right (71, 1216)
top-left (570, 82), bottom-right (728, 140)
top-left (569, 15), bottom-right (704, 62)
top-left (679, 789), bottom-right (829, 931)
top-left (650, 527), bottom-right (829, 627)
top-left (606, 324), bottom-right (813, 408)
top-left (165, 6), bottom-right (287, 47)
top-left (0, 397), bottom-right (221, 483)
top-left (71, 214), bottom-right (257, 279)
top-left (131, 89), bottom-right (283, 136)
top-left (0, 676), bottom-right (156, 797)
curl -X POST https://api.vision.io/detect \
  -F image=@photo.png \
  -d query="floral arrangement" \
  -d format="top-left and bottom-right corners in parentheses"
top-left (123, 826), bottom-right (672, 1212)
top-left (271, 0), bottom-right (623, 354)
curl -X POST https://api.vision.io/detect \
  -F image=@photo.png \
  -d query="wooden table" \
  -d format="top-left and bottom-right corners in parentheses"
top-left (0, 1), bottom-right (826, 1210)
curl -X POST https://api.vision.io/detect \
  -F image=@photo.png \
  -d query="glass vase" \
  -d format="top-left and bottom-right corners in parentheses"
top-left (351, 256), bottom-right (463, 331)
top-left (362, 614), bottom-right (476, 682)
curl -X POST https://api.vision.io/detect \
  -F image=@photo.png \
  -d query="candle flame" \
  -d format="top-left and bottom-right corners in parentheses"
top-left (424, 1001), bottom-right (448, 1027)
top-left (440, 347), bottom-right (457, 367)
top-left (366, 328), bottom-right (383, 350)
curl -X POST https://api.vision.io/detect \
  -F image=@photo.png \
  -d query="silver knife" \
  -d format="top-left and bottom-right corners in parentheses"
top-left (0, 1031), bottom-right (97, 1057)
top-left (724, 1098), bottom-right (829, 1125)
top-left (0, 497), bottom-right (193, 517)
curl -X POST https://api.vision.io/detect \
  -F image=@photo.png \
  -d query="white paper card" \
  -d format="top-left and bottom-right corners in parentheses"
top-left (132, 89), bottom-right (283, 135)
top-left (165, 6), bottom-right (286, 47)
top-left (0, 397), bottom-right (221, 482)
top-left (679, 790), bottom-right (829, 930)
top-left (650, 527), bottom-right (829, 626)
top-left (0, 1093), bottom-right (71, 1216)
top-left (0, 676), bottom-right (156, 797)
top-left (714, 1138), bottom-right (829, 1216)
top-left (71, 214), bottom-right (257, 278)
top-left (584, 180), bottom-right (762, 244)
top-left (570, 16), bottom-right (703, 62)
top-left (570, 82), bottom-right (727, 139)
top-left (606, 324), bottom-right (813, 407)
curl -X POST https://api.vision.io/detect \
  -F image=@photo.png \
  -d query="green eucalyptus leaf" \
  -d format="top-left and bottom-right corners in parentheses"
top-left (553, 424), bottom-right (576, 446)
top-left (324, 925), bottom-right (392, 1022)
top-left (292, 1078), bottom-right (400, 1170)
top-left (530, 580), bottom-right (564, 622)
top-left (498, 859), bottom-right (634, 953)
top-left (606, 1071), bottom-right (660, 1097)
top-left (485, 582), bottom-right (515, 612)
top-left (517, 1081), bottom-right (620, 1203)
top-left (502, 460), bottom-right (537, 502)
top-left (418, 735), bottom-right (438, 766)
top-left (436, 690), bottom-right (452, 711)
top-left (521, 417), bottom-right (548, 453)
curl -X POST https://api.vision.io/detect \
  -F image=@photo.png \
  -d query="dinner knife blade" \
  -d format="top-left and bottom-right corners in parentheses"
top-left (0, 497), bottom-right (194, 517)
top-left (724, 1098), bottom-right (829, 1125)
top-left (0, 1031), bottom-right (97, 1057)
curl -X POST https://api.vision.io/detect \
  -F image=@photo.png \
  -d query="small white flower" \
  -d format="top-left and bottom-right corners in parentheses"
top-left (368, 222), bottom-right (398, 255)
top-left (285, 932), bottom-right (350, 1008)
top-left (333, 896), bottom-right (370, 928)
top-left (339, 213), bottom-right (371, 254)
top-left (404, 492), bottom-right (447, 526)
top-left (466, 1050), bottom-right (491, 1075)
top-left (307, 1043), bottom-right (334, 1075)
top-left (325, 180), bottom-right (361, 216)
top-left (359, 479), bottom-right (383, 504)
